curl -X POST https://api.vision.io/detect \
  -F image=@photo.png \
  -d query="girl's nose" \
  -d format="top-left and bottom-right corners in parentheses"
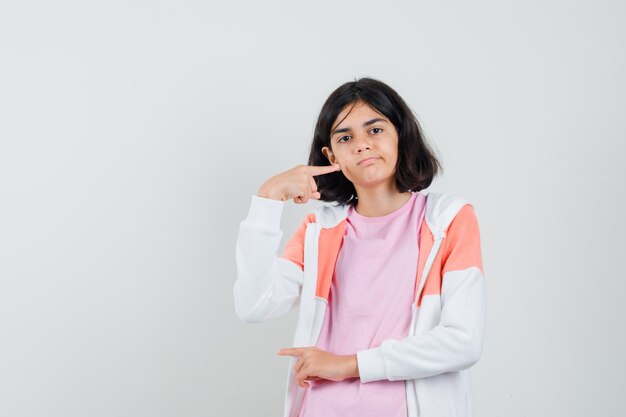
top-left (353, 133), bottom-right (372, 152)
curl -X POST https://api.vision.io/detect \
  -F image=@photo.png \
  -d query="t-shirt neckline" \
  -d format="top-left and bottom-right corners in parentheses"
top-left (348, 192), bottom-right (417, 223)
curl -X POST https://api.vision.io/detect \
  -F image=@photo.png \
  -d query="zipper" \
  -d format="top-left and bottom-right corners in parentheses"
top-left (302, 223), bottom-right (320, 345)
top-left (406, 230), bottom-right (446, 417)
top-left (287, 223), bottom-right (320, 417)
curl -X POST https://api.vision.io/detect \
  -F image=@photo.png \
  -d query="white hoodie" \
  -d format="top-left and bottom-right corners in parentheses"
top-left (235, 192), bottom-right (486, 417)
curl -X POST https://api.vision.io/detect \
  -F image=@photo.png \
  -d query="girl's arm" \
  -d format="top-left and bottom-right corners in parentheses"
top-left (233, 194), bottom-right (308, 323)
top-left (234, 164), bottom-right (339, 322)
top-left (356, 204), bottom-right (486, 382)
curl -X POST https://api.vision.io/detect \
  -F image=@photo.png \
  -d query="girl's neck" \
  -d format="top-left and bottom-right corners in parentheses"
top-left (353, 187), bottom-right (412, 218)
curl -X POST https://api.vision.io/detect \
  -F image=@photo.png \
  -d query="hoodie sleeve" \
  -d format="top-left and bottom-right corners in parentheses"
top-left (356, 204), bottom-right (486, 382)
top-left (233, 194), bottom-right (310, 323)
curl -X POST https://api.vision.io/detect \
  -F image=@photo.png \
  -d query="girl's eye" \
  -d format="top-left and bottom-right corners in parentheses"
top-left (337, 128), bottom-right (381, 143)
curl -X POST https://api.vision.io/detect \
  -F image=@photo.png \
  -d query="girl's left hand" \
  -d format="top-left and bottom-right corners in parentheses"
top-left (276, 347), bottom-right (359, 388)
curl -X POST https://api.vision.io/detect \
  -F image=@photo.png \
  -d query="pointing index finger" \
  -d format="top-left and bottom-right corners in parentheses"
top-left (277, 347), bottom-right (305, 357)
top-left (307, 164), bottom-right (340, 177)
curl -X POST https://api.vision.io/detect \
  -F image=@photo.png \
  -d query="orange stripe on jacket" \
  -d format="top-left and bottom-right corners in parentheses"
top-left (316, 222), bottom-right (347, 300)
top-left (416, 204), bottom-right (483, 306)
top-left (279, 213), bottom-right (347, 301)
top-left (280, 213), bottom-right (316, 271)
top-left (441, 204), bottom-right (483, 275)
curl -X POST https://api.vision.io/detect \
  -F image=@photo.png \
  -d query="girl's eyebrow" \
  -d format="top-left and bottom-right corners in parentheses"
top-left (331, 118), bottom-right (388, 136)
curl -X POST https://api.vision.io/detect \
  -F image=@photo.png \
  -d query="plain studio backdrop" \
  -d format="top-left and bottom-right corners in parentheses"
top-left (1, 1), bottom-right (624, 416)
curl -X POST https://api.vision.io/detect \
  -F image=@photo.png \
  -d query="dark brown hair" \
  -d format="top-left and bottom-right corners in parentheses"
top-left (308, 77), bottom-right (443, 206)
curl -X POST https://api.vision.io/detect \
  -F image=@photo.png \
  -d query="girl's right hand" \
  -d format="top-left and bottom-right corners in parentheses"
top-left (257, 164), bottom-right (341, 204)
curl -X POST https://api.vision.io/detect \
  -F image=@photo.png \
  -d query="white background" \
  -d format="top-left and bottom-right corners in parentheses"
top-left (1, 1), bottom-right (624, 416)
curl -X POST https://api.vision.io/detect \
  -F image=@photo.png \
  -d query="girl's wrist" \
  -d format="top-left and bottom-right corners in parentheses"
top-left (257, 184), bottom-right (283, 201)
top-left (344, 354), bottom-right (360, 379)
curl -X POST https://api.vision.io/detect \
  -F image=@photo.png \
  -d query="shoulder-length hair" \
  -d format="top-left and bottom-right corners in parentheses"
top-left (308, 77), bottom-right (443, 206)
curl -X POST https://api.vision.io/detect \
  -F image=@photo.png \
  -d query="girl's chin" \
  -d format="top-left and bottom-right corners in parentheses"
top-left (350, 176), bottom-right (395, 188)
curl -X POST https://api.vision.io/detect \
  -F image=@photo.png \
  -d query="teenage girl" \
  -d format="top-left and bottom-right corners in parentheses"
top-left (235, 77), bottom-right (485, 417)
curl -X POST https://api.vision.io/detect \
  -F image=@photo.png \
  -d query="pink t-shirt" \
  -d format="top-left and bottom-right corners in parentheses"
top-left (298, 191), bottom-right (427, 417)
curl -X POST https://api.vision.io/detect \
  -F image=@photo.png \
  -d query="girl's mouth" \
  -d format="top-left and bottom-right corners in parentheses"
top-left (358, 157), bottom-right (379, 166)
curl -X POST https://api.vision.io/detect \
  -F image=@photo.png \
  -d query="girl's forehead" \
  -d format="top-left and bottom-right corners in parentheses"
top-left (333, 101), bottom-right (387, 127)
top-left (340, 100), bottom-right (377, 116)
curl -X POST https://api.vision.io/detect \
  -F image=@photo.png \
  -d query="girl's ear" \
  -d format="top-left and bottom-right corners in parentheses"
top-left (321, 146), bottom-right (336, 165)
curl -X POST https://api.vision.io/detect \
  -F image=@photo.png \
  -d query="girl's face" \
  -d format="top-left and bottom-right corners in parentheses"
top-left (321, 100), bottom-right (400, 192)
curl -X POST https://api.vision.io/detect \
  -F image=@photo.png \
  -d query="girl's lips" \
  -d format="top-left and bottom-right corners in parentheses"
top-left (358, 157), bottom-right (379, 165)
